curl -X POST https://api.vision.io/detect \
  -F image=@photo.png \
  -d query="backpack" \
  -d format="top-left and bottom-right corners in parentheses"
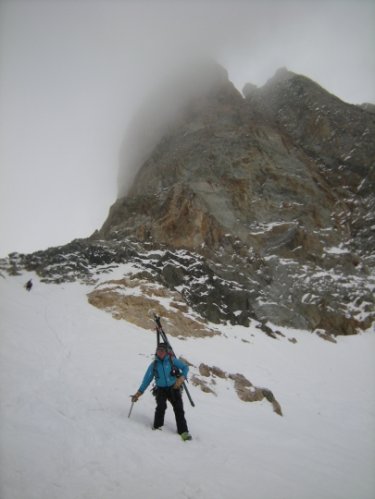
top-left (151, 352), bottom-right (181, 396)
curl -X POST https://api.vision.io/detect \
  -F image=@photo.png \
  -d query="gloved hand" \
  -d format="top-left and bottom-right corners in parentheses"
top-left (131, 391), bottom-right (142, 402)
top-left (173, 376), bottom-right (185, 390)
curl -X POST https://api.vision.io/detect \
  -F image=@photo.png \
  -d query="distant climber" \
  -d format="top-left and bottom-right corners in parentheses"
top-left (25, 279), bottom-right (33, 291)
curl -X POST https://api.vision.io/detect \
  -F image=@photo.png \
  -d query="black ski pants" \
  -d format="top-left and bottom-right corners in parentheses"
top-left (154, 386), bottom-right (188, 434)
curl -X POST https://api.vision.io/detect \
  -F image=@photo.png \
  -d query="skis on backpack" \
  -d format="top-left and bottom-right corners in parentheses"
top-left (152, 313), bottom-right (195, 408)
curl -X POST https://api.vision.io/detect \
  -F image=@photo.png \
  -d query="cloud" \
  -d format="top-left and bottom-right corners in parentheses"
top-left (114, 0), bottom-right (375, 195)
top-left (0, 0), bottom-right (374, 255)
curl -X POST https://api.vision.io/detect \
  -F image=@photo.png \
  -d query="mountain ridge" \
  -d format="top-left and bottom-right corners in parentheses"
top-left (1, 64), bottom-right (374, 336)
top-left (94, 64), bottom-right (374, 334)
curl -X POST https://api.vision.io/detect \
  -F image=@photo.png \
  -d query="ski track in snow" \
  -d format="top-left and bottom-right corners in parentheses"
top-left (0, 272), bottom-right (374, 499)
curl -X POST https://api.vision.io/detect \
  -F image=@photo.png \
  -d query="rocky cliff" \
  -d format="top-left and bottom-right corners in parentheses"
top-left (3, 63), bottom-right (374, 336)
top-left (96, 63), bottom-right (374, 334)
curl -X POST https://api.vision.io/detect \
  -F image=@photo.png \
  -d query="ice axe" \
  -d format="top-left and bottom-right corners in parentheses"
top-left (128, 399), bottom-right (135, 418)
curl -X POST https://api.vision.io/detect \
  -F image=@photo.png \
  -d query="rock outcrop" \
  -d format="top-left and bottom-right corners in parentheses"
top-left (191, 363), bottom-right (283, 416)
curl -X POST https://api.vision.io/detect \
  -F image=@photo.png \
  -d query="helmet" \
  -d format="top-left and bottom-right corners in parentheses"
top-left (156, 342), bottom-right (168, 352)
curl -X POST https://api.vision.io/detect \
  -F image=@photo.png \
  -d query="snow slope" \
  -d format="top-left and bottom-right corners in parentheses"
top-left (1, 273), bottom-right (374, 499)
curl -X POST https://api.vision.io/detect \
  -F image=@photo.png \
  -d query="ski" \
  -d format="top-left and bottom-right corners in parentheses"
top-left (152, 313), bottom-right (195, 408)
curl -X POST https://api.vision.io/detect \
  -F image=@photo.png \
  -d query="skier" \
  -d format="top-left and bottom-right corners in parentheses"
top-left (131, 343), bottom-right (192, 441)
top-left (25, 279), bottom-right (33, 291)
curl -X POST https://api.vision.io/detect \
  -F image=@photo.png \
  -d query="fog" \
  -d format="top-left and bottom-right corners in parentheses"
top-left (0, 0), bottom-right (374, 256)
top-left (118, 59), bottom-right (233, 196)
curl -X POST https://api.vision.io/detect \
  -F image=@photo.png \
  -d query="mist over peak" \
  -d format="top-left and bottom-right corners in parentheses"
top-left (1, 0), bottom-right (374, 257)
top-left (118, 59), bottom-right (239, 197)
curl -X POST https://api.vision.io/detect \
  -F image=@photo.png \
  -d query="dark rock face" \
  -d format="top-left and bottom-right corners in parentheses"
top-left (244, 67), bottom-right (375, 254)
top-left (3, 64), bottom-right (374, 336)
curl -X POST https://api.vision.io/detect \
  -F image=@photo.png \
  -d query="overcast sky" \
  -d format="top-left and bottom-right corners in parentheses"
top-left (0, 0), bottom-right (374, 257)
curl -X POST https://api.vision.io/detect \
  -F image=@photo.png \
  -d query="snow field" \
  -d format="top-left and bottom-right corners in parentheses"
top-left (0, 273), bottom-right (374, 499)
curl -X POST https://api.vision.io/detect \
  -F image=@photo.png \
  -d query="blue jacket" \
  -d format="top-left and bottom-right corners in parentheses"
top-left (138, 355), bottom-right (189, 393)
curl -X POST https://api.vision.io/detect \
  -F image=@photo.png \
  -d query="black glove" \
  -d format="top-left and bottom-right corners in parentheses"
top-left (131, 391), bottom-right (142, 402)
